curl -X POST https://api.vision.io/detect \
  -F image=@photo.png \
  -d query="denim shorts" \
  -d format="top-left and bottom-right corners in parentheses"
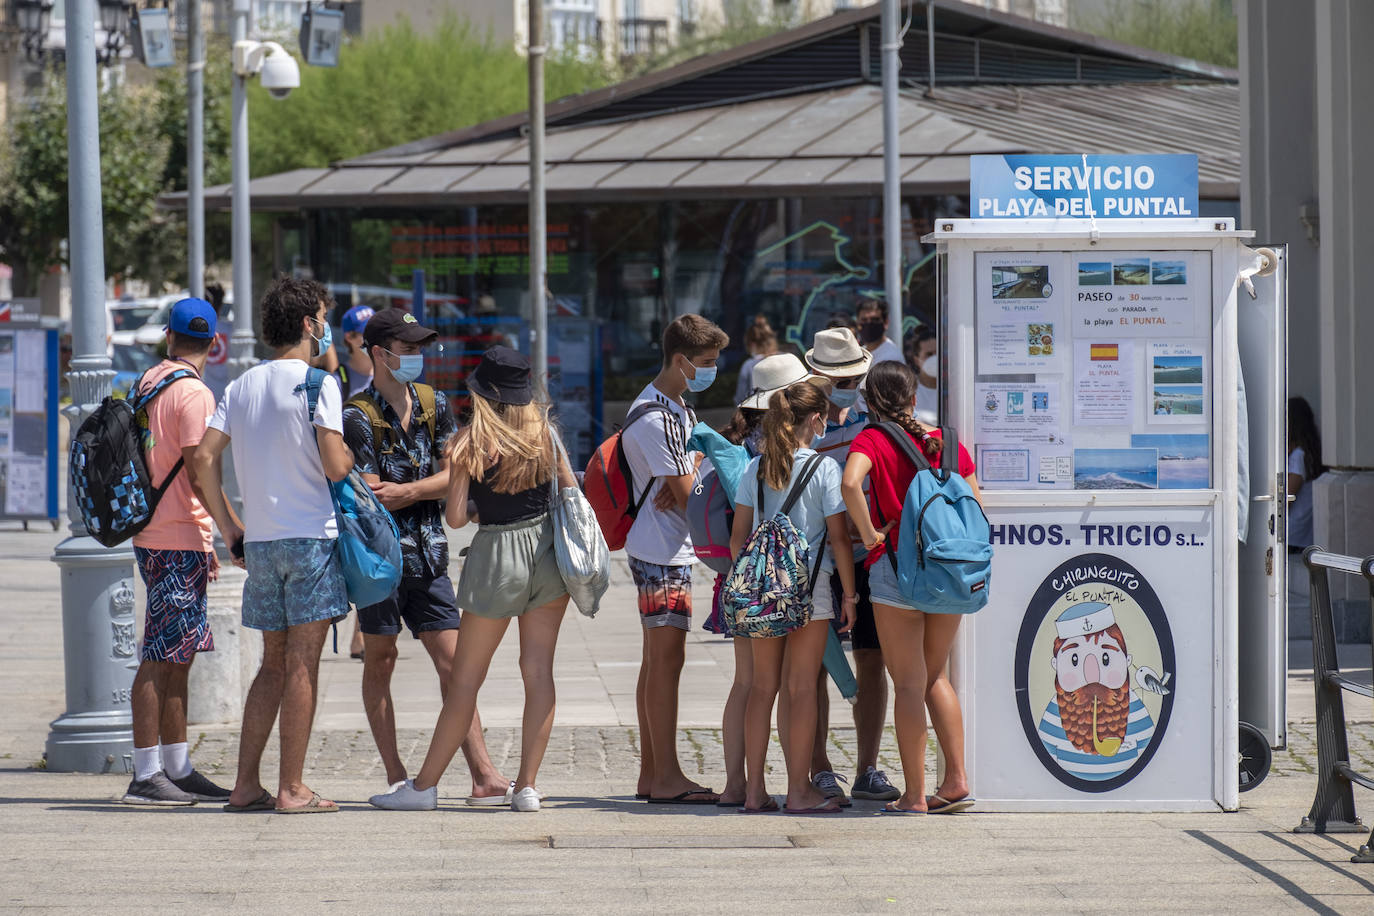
top-left (866, 552), bottom-right (919, 612)
top-left (242, 538), bottom-right (349, 631)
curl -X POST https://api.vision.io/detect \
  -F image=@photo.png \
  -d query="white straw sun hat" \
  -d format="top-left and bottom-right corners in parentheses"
top-left (804, 327), bottom-right (872, 378)
top-left (738, 353), bottom-right (819, 410)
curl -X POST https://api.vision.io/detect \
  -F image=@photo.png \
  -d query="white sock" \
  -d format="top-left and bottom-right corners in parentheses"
top-left (160, 742), bottom-right (191, 780)
top-left (133, 746), bottom-right (162, 782)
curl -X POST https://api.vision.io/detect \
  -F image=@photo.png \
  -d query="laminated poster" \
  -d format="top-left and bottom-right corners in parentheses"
top-left (977, 252), bottom-right (1067, 373)
top-left (974, 381), bottom-right (1063, 444)
top-left (1072, 340), bottom-right (1134, 425)
top-left (1147, 341), bottom-right (1207, 424)
top-left (1072, 252), bottom-right (1206, 338)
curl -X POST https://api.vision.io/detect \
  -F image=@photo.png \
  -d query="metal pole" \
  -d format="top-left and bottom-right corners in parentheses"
top-left (882, 0), bottom-right (903, 347)
top-left (228, 0), bottom-right (253, 376)
top-left (528, 0), bottom-right (548, 388)
top-left (187, 0), bottom-right (205, 297)
top-left (46, 0), bottom-right (138, 774)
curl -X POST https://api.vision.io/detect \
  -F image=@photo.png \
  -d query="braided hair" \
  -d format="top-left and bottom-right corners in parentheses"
top-left (863, 360), bottom-right (942, 463)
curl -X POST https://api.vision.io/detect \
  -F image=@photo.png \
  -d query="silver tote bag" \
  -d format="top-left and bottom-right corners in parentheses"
top-left (548, 432), bottom-right (610, 617)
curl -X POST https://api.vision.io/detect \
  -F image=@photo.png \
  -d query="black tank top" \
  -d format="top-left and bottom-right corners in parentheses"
top-left (469, 458), bottom-right (551, 525)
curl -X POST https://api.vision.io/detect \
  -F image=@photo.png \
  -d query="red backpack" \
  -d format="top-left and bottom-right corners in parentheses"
top-left (584, 402), bottom-right (674, 551)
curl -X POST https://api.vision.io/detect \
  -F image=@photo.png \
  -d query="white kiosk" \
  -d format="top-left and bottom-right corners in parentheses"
top-left (931, 155), bottom-right (1287, 812)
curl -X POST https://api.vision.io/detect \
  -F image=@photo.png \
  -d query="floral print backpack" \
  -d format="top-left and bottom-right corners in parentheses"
top-left (721, 454), bottom-right (828, 639)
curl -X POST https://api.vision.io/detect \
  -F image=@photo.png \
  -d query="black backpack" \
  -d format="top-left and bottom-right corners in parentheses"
top-left (71, 368), bottom-right (198, 548)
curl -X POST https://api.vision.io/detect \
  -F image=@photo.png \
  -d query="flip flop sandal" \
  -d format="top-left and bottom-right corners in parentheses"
top-left (879, 803), bottom-right (927, 815)
top-left (648, 789), bottom-right (719, 805)
top-left (275, 791), bottom-right (338, 814)
top-left (784, 800), bottom-right (844, 815)
top-left (717, 798), bottom-right (747, 808)
top-left (634, 793), bottom-right (651, 800)
top-left (737, 798), bottom-right (780, 814)
top-left (926, 794), bottom-right (975, 815)
top-left (222, 789), bottom-right (275, 812)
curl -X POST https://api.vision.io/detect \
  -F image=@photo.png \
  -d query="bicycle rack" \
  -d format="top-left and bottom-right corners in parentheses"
top-left (1292, 547), bottom-right (1374, 864)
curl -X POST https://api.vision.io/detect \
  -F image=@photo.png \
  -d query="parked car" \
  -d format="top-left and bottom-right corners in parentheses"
top-left (106, 297), bottom-right (170, 349)
top-left (110, 343), bottom-right (160, 399)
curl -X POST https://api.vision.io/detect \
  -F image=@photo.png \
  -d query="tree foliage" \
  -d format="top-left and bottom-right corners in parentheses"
top-left (0, 76), bottom-right (181, 295)
top-left (246, 15), bottom-right (615, 177)
top-left (1070, 0), bottom-right (1238, 69)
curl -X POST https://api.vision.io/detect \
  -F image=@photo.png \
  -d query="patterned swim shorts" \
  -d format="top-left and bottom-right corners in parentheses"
top-left (629, 558), bottom-right (693, 631)
top-left (133, 547), bottom-right (214, 664)
top-left (242, 538), bottom-right (349, 631)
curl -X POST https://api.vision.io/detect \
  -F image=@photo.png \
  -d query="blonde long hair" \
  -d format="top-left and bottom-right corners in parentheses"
top-left (449, 394), bottom-right (555, 493)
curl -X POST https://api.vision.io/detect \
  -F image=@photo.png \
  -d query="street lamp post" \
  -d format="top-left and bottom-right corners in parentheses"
top-left (227, 0), bottom-right (253, 384)
top-left (45, 0), bottom-right (135, 774)
top-left (187, 0), bottom-right (205, 298)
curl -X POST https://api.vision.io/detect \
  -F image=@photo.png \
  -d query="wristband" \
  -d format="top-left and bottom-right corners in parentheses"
top-left (842, 594), bottom-right (859, 604)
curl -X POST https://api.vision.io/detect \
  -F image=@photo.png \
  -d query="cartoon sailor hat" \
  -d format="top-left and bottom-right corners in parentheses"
top-left (1055, 601), bottom-right (1116, 639)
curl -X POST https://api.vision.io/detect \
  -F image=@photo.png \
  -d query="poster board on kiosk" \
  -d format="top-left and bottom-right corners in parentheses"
top-left (930, 155), bottom-right (1255, 811)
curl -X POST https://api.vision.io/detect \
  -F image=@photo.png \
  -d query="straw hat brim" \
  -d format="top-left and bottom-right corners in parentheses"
top-left (804, 347), bottom-right (872, 378)
top-left (738, 372), bottom-right (823, 410)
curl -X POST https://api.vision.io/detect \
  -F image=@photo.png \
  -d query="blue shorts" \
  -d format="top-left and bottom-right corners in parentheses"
top-left (242, 538), bottom-right (349, 631)
top-left (866, 553), bottom-right (919, 612)
top-left (134, 547), bottom-right (214, 663)
top-left (358, 574), bottom-right (461, 638)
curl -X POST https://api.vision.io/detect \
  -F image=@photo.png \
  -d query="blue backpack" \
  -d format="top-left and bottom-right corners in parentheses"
top-left (871, 423), bottom-right (993, 614)
top-left (721, 454), bottom-right (828, 638)
top-left (303, 368), bottom-right (403, 610)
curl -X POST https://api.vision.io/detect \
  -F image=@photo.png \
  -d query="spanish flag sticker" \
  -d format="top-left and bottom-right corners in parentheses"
top-left (1090, 343), bottom-right (1119, 361)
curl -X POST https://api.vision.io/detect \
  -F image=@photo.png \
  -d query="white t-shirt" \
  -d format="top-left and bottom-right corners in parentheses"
top-left (208, 358), bottom-right (343, 543)
top-left (736, 449), bottom-right (844, 573)
top-left (621, 383), bottom-right (697, 567)
top-left (1287, 446), bottom-right (1314, 548)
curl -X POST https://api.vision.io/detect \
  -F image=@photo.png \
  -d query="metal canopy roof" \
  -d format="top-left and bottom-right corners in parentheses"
top-left (177, 81), bottom-right (1239, 211)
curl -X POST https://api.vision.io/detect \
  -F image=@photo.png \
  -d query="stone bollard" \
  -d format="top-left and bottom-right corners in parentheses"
top-left (188, 566), bottom-right (259, 725)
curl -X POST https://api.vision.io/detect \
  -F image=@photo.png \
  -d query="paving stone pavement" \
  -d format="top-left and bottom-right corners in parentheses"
top-left (8, 522), bottom-right (1374, 914)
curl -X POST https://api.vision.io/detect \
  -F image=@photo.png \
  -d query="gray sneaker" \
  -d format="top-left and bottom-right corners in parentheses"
top-left (170, 769), bottom-right (232, 801)
top-left (122, 771), bottom-right (198, 806)
top-left (812, 770), bottom-right (851, 807)
top-left (851, 766), bottom-right (900, 801)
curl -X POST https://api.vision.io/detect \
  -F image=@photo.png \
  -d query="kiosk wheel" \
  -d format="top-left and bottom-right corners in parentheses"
top-left (1238, 721), bottom-right (1272, 792)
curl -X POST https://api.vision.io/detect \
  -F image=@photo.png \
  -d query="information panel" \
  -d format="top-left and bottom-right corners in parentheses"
top-left (973, 251), bottom-right (1211, 491)
top-left (0, 324), bottom-right (59, 521)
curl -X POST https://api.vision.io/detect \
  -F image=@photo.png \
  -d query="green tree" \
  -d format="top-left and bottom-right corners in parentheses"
top-left (247, 15), bottom-right (614, 177)
top-left (0, 77), bottom-right (179, 296)
top-left (1070, 0), bottom-right (1238, 69)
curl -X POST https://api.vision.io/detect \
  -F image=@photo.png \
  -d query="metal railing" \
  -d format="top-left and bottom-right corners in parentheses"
top-left (1294, 547), bottom-right (1374, 863)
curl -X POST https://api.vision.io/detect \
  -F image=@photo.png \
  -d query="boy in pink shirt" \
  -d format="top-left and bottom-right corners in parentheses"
top-left (122, 298), bottom-right (234, 806)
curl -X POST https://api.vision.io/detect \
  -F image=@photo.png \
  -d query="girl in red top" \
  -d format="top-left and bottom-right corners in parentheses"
top-left (841, 360), bottom-right (983, 815)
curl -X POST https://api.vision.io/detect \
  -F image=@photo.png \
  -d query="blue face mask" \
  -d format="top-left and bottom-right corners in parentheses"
top-left (682, 362), bottom-right (717, 393)
top-left (392, 354), bottom-right (424, 383)
top-left (828, 386), bottom-right (859, 409)
top-left (310, 317), bottom-right (332, 357)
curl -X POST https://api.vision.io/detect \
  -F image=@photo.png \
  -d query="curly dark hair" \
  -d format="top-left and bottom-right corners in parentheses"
top-left (721, 407), bottom-right (765, 446)
top-left (261, 276), bottom-right (331, 349)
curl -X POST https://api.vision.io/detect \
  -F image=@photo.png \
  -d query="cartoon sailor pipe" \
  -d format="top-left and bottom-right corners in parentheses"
top-left (1035, 601), bottom-right (1171, 782)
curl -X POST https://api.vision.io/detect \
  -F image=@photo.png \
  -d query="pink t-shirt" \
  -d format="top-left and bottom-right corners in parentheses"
top-left (131, 360), bottom-right (216, 553)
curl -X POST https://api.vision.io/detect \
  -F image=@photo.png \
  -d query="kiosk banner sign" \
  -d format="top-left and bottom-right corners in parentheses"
top-left (970, 155), bottom-right (1199, 219)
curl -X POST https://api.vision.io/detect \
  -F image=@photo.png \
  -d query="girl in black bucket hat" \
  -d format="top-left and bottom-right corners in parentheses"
top-left (370, 346), bottom-right (576, 813)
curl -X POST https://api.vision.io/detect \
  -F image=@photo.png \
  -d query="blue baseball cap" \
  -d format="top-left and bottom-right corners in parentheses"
top-left (166, 297), bottom-right (217, 339)
top-left (342, 305), bottom-right (375, 335)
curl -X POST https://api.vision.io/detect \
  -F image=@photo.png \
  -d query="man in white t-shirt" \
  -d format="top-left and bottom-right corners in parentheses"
top-left (193, 277), bottom-right (355, 815)
top-left (621, 314), bottom-right (728, 805)
top-left (854, 300), bottom-right (904, 414)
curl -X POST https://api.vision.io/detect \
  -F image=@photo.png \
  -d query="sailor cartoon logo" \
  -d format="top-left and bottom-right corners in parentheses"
top-left (1014, 553), bottom-right (1175, 792)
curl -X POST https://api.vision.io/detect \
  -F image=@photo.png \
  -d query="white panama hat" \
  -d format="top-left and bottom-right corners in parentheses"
top-left (805, 327), bottom-right (872, 378)
top-left (738, 353), bottom-right (819, 410)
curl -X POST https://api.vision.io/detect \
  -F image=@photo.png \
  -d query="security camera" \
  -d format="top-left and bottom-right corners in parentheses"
top-left (233, 40), bottom-right (300, 100)
top-left (260, 49), bottom-right (301, 99)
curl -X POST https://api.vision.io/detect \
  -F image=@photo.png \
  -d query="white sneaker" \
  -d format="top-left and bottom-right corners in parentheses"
top-left (511, 786), bottom-right (541, 812)
top-left (369, 778), bottom-right (437, 811)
